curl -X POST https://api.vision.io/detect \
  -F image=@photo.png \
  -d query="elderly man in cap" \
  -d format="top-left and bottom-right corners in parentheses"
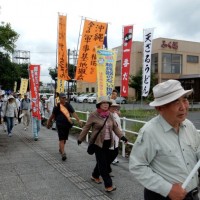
top-left (47, 93), bottom-right (82, 161)
top-left (129, 79), bottom-right (200, 200)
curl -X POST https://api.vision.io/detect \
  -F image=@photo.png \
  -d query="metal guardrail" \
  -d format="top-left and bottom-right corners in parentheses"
top-left (73, 111), bottom-right (147, 157)
top-left (73, 110), bottom-right (200, 158)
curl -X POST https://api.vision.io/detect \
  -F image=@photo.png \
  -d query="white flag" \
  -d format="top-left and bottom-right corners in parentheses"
top-left (142, 28), bottom-right (154, 97)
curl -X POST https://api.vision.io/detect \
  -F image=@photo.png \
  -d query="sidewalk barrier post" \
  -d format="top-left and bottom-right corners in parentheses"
top-left (122, 117), bottom-right (126, 157)
top-left (86, 111), bottom-right (90, 142)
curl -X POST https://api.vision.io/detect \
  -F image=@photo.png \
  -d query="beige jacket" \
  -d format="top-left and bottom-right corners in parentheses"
top-left (78, 111), bottom-right (123, 148)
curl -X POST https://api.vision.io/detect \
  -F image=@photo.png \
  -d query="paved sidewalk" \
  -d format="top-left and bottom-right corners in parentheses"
top-left (0, 123), bottom-right (143, 200)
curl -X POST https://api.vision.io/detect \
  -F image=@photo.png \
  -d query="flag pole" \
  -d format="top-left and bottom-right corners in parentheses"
top-left (182, 159), bottom-right (200, 189)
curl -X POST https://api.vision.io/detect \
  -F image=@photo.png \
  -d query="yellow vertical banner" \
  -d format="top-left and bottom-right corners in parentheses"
top-left (75, 20), bottom-right (107, 82)
top-left (19, 78), bottom-right (28, 96)
top-left (96, 48), bottom-right (117, 97)
top-left (57, 15), bottom-right (70, 81)
top-left (13, 81), bottom-right (17, 92)
top-left (56, 78), bottom-right (65, 93)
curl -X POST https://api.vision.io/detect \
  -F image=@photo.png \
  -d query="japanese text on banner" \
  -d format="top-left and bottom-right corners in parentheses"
top-left (75, 20), bottom-right (107, 82)
top-left (58, 15), bottom-right (70, 81)
top-left (96, 48), bottom-right (117, 97)
top-left (29, 65), bottom-right (41, 119)
top-left (56, 78), bottom-right (65, 93)
top-left (142, 28), bottom-right (154, 97)
top-left (19, 78), bottom-right (28, 97)
top-left (121, 25), bottom-right (133, 97)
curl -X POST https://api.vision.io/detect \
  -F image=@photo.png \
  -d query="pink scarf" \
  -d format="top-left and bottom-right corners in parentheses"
top-left (97, 108), bottom-right (110, 118)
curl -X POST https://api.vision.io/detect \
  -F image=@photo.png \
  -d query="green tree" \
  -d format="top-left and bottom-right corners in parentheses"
top-left (49, 67), bottom-right (57, 81)
top-left (0, 22), bottom-right (19, 53)
top-left (0, 22), bottom-right (21, 90)
top-left (129, 68), bottom-right (156, 100)
top-left (48, 64), bottom-right (76, 81)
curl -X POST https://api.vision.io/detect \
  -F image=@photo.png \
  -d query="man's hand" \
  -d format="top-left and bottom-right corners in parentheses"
top-left (168, 183), bottom-right (187, 200)
top-left (77, 120), bottom-right (83, 128)
top-left (121, 136), bottom-right (128, 144)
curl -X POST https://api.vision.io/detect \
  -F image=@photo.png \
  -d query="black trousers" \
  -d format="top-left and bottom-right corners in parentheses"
top-left (144, 188), bottom-right (199, 200)
top-left (92, 140), bottom-right (112, 188)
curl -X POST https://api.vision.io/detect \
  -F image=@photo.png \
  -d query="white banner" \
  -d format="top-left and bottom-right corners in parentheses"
top-left (142, 28), bottom-right (154, 97)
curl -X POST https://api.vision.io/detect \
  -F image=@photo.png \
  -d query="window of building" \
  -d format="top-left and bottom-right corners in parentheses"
top-left (187, 55), bottom-right (199, 63)
top-left (86, 88), bottom-right (89, 93)
top-left (115, 60), bottom-right (121, 75)
top-left (151, 53), bottom-right (158, 73)
top-left (91, 87), bottom-right (95, 93)
top-left (162, 53), bottom-right (182, 74)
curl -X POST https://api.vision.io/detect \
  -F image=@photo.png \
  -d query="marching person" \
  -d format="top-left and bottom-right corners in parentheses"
top-left (46, 92), bottom-right (59, 130)
top-left (109, 102), bottom-right (123, 167)
top-left (20, 93), bottom-right (31, 131)
top-left (129, 79), bottom-right (200, 200)
top-left (16, 93), bottom-right (22, 124)
top-left (77, 96), bottom-right (128, 192)
top-left (31, 100), bottom-right (44, 141)
top-left (0, 92), bottom-right (7, 132)
top-left (47, 93), bottom-right (82, 161)
top-left (3, 95), bottom-right (18, 136)
top-left (110, 89), bottom-right (118, 103)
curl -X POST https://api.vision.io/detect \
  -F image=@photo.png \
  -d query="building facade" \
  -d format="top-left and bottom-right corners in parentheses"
top-left (76, 37), bottom-right (200, 101)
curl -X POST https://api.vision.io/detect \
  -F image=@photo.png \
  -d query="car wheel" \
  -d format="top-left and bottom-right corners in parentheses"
top-left (83, 99), bottom-right (87, 103)
top-left (93, 100), bottom-right (96, 103)
top-left (122, 100), bottom-right (126, 104)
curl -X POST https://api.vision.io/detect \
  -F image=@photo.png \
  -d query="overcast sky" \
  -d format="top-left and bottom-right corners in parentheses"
top-left (0, 0), bottom-right (200, 83)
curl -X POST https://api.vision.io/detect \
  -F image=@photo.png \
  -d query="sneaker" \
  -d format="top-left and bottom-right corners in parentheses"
top-left (112, 160), bottom-right (119, 165)
top-left (24, 127), bottom-right (27, 131)
top-left (105, 185), bottom-right (117, 192)
top-left (34, 138), bottom-right (38, 141)
top-left (62, 153), bottom-right (67, 161)
top-left (8, 133), bottom-right (12, 137)
top-left (91, 176), bottom-right (102, 184)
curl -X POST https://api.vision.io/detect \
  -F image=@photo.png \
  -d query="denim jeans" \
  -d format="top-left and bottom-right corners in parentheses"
top-left (6, 117), bottom-right (14, 134)
top-left (32, 117), bottom-right (41, 139)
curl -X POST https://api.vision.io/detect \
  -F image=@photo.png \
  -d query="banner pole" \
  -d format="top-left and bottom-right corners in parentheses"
top-left (182, 159), bottom-right (200, 189)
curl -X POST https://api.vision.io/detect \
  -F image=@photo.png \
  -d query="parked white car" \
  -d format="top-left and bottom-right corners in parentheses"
top-left (66, 92), bottom-right (77, 100)
top-left (77, 93), bottom-right (94, 103)
top-left (87, 93), bottom-right (97, 103)
top-left (115, 96), bottom-right (127, 104)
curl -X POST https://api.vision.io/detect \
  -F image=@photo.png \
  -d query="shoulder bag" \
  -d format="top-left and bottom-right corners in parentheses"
top-left (87, 116), bottom-right (109, 155)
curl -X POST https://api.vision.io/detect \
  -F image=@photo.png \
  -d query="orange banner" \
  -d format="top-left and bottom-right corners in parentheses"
top-left (75, 20), bottom-right (107, 82)
top-left (58, 15), bottom-right (70, 80)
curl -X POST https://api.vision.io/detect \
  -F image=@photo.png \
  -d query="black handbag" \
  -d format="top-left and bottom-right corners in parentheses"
top-left (87, 116), bottom-right (108, 155)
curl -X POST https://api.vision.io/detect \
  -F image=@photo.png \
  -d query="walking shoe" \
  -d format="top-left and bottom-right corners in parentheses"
top-left (34, 138), bottom-right (38, 141)
top-left (62, 153), bottom-right (67, 161)
top-left (91, 176), bottom-right (102, 184)
top-left (105, 185), bottom-right (116, 192)
top-left (24, 127), bottom-right (27, 131)
top-left (8, 133), bottom-right (12, 137)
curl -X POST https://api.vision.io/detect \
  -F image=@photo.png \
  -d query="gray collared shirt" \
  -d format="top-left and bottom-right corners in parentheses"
top-left (129, 115), bottom-right (200, 197)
